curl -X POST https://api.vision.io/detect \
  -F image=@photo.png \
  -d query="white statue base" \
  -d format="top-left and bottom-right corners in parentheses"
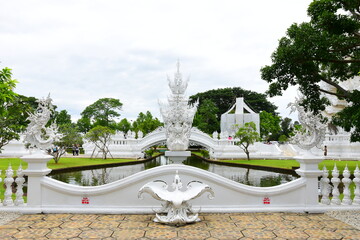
top-left (165, 151), bottom-right (191, 164)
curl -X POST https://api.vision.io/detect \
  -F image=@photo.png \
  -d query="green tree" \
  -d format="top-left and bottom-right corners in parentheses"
top-left (261, 0), bottom-right (360, 141)
top-left (259, 111), bottom-right (281, 141)
top-left (190, 87), bottom-right (278, 133)
top-left (117, 118), bottom-right (132, 134)
top-left (51, 123), bottom-right (83, 163)
top-left (280, 117), bottom-right (294, 138)
top-left (193, 99), bottom-right (219, 134)
top-left (80, 98), bottom-right (123, 128)
top-left (55, 110), bottom-right (72, 128)
top-left (132, 111), bottom-right (162, 136)
top-left (77, 117), bottom-right (92, 133)
top-left (235, 122), bottom-right (260, 160)
top-left (190, 87), bottom-right (278, 118)
top-left (85, 126), bottom-right (115, 159)
top-left (0, 68), bottom-right (32, 151)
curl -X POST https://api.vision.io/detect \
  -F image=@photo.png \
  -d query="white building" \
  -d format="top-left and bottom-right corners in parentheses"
top-left (220, 97), bottom-right (260, 137)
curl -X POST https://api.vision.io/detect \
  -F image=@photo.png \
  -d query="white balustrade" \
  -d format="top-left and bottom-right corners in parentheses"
top-left (15, 164), bottom-right (25, 206)
top-left (0, 170), bottom-right (2, 206)
top-left (341, 165), bottom-right (352, 205)
top-left (3, 164), bottom-right (14, 206)
top-left (320, 166), bottom-right (331, 205)
top-left (330, 164), bottom-right (341, 205)
top-left (354, 165), bottom-right (360, 205)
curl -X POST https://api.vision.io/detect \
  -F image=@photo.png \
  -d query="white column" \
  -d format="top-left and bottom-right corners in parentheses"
top-left (295, 156), bottom-right (323, 209)
top-left (21, 152), bottom-right (53, 210)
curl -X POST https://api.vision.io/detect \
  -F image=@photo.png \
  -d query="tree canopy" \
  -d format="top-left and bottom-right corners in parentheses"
top-left (132, 111), bottom-right (162, 136)
top-left (80, 98), bottom-right (123, 129)
top-left (0, 68), bottom-right (35, 151)
top-left (189, 87), bottom-right (278, 134)
top-left (261, 0), bottom-right (360, 141)
top-left (235, 122), bottom-right (260, 160)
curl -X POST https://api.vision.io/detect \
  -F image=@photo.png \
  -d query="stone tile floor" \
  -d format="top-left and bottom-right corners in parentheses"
top-left (1, 212), bottom-right (360, 239)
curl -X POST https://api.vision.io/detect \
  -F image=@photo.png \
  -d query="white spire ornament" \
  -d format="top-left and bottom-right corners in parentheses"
top-left (159, 62), bottom-right (198, 152)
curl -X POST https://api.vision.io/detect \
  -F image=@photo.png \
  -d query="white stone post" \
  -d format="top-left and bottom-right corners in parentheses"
top-left (320, 166), bottom-right (331, 205)
top-left (15, 164), bottom-right (26, 206)
top-left (21, 152), bottom-right (53, 209)
top-left (353, 165), bottom-right (360, 205)
top-left (331, 164), bottom-right (341, 205)
top-left (3, 164), bottom-right (14, 206)
top-left (295, 156), bottom-right (323, 209)
top-left (341, 165), bottom-right (352, 205)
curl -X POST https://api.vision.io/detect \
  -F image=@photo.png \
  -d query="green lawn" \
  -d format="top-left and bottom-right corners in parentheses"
top-left (221, 159), bottom-right (360, 172)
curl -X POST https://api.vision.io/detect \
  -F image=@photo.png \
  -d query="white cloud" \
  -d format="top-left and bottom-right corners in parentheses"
top-left (0, 0), bottom-right (312, 122)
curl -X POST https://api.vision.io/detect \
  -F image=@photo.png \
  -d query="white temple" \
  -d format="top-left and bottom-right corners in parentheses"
top-left (220, 97), bottom-right (260, 137)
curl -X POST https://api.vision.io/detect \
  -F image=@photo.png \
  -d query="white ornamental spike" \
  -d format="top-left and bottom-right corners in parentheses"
top-left (331, 163), bottom-right (341, 205)
top-left (3, 164), bottom-right (14, 206)
top-left (320, 165), bottom-right (331, 205)
top-left (353, 165), bottom-right (360, 205)
top-left (341, 164), bottom-right (352, 205)
top-left (15, 164), bottom-right (25, 206)
top-left (0, 170), bottom-right (2, 206)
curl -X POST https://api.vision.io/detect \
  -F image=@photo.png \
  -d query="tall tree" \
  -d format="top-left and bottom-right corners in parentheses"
top-left (261, 0), bottom-right (360, 141)
top-left (80, 98), bottom-right (123, 128)
top-left (55, 110), bottom-right (72, 128)
top-left (0, 68), bottom-right (33, 151)
top-left (235, 122), bottom-right (260, 160)
top-left (132, 111), bottom-right (162, 136)
top-left (193, 99), bottom-right (219, 134)
top-left (117, 118), bottom-right (132, 134)
top-left (259, 111), bottom-right (282, 141)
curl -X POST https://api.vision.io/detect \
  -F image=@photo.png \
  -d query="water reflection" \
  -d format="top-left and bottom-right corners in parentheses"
top-left (50, 155), bottom-right (298, 187)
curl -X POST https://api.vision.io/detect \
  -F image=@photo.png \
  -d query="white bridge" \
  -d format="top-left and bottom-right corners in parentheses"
top-left (82, 127), bottom-right (285, 159)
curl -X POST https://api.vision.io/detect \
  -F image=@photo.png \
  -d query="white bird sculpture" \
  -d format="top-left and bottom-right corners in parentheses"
top-left (138, 171), bottom-right (214, 226)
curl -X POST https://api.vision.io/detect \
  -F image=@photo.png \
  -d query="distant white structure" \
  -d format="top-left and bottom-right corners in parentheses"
top-left (220, 97), bottom-right (260, 137)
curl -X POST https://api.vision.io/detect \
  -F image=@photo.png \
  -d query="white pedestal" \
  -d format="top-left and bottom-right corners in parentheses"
top-left (165, 151), bottom-right (191, 164)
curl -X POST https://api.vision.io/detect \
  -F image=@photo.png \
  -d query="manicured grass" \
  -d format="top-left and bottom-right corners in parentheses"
top-left (222, 159), bottom-right (360, 172)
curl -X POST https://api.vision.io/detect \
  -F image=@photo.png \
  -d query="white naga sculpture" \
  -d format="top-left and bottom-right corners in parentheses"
top-left (138, 171), bottom-right (214, 226)
top-left (23, 95), bottom-right (60, 151)
top-left (288, 96), bottom-right (326, 150)
top-left (159, 62), bottom-right (198, 151)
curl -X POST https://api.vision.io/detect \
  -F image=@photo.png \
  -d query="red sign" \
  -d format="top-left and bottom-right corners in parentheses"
top-left (263, 197), bottom-right (270, 204)
top-left (82, 197), bottom-right (89, 204)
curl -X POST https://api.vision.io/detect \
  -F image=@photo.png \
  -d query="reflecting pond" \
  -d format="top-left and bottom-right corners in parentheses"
top-left (49, 155), bottom-right (298, 187)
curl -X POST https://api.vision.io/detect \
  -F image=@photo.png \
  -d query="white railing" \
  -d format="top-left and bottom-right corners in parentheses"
top-left (1, 156), bottom-right (360, 213)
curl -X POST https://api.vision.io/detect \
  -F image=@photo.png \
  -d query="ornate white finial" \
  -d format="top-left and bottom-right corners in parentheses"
top-left (23, 94), bottom-right (60, 151)
top-left (288, 96), bottom-right (326, 150)
top-left (160, 62), bottom-right (198, 151)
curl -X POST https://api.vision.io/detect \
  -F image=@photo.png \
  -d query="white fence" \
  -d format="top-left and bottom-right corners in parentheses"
top-left (0, 153), bottom-right (360, 214)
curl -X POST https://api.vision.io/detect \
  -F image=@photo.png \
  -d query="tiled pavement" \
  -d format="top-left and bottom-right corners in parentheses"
top-left (1, 212), bottom-right (360, 240)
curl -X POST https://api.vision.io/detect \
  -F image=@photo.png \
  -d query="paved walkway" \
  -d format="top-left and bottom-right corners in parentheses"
top-left (1, 212), bottom-right (360, 240)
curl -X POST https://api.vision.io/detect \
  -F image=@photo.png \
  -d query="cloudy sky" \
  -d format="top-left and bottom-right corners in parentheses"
top-left (0, 0), bottom-right (312, 122)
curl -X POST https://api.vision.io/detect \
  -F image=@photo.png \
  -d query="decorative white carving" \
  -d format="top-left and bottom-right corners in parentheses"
top-left (159, 62), bottom-right (198, 151)
top-left (288, 96), bottom-right (326, 150)
top-left (138, 170), bottom-right (214, 226)
top-left (3, 164), bottom-right (14, 206)
top-left (23, 94), bottom-right (60, 151)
